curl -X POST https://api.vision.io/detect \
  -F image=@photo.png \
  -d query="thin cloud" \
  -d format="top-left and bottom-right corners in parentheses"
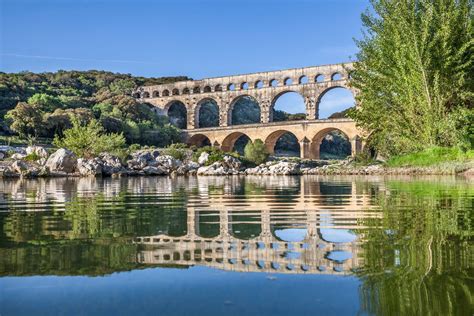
top-left (1, 53), bottom-right (161, 65)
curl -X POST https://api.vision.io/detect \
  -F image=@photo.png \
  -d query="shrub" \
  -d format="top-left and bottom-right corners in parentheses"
top-left (387, 147), bottom-right (474, 167)
top-left (192, 146), bottom-right (225, 166)
top-left (53, 118), bottom-right (126, 158)
top-left (24, 152), bottom-right (40, 162)
top-left (161, 143), bottom-right (189, 161)
top-left (244, 139), bottom-right (269, 165)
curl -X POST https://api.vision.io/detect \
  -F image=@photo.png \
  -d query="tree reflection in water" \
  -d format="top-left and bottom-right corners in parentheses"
top-left (0, 176), bottom-right (472, 314)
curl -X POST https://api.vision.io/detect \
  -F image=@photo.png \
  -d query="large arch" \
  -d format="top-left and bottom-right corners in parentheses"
top-left (228, 95), bottom-right (261, 126)
top-left (188, 134), bottom-right (212, 148)
top-left (310, 128), bottom-right (352, 160)
top-left (166, 100), bottom-right (188, 129)
top-left (221, 132), bottom-right (251, 152)
top-left (270, 91), bottom-right (306, 122)
top-left (264, 130), bottom-right (301, 157)
top-left (195, 98), bottom-right (219, 128)
top-left (317, 86), bottom-right (355, 119)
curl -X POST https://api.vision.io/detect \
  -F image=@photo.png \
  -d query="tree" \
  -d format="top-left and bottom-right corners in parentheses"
top-left (27, 93), bottom-right (62, 112)
top-left (350, 0), bottom-right (473, 156)
top-left (5, 102), bottom-right (43, 137)
top-left (244, 139), bottom-right (269, 165)
top-left (53, 118), bottom-right (126, 158)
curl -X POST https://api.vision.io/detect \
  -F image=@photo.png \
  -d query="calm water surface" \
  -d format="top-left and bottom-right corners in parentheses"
top-left (0, 176), bottom-right (472, 316)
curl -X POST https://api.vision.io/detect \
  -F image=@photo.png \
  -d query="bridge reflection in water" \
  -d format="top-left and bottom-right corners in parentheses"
top-left (132, 176), bottom-right (380, 275)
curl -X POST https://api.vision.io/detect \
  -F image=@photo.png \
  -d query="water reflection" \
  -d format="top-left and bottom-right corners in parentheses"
top-left (0, 176), bottom-right (472, 315)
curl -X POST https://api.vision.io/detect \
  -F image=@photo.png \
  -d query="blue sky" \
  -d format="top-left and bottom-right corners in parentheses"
top-left (0, 0), bottom-right (370, 115)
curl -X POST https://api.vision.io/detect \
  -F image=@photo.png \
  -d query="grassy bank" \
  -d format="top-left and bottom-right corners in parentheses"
top-left (386, 147), bottom-right (474, 167)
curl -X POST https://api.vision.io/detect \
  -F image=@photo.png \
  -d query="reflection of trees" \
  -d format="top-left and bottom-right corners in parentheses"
top-left (358, 180), bottom-right (473, 316)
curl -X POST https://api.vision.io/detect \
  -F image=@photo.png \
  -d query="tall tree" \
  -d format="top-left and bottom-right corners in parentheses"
top-left (350, 0), bottom-right (473, 156)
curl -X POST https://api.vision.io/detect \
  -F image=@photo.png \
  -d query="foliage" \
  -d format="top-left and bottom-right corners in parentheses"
top-left (320, 131), bottom-right (352, 159)
top-left (387, 146), bottom-right (474, 167)
top-left (53, 118), bottom-right (126, 158)
top-left (349, 0), bottom-right (474, 156)
top-left (24, 152), bottom-right (40, 162)
top-left (161, 143), bottom-right (189, 161)
top-left (244, 139), bottom-right (269, 165)
top-left (192, 146), bottom-right (225, 165)
top-left (231, 96), bottom-right (261, 125)
top-left (0, 70), bottom-right (190, 146)
top-left (272, 110), bottom-right (306, 122)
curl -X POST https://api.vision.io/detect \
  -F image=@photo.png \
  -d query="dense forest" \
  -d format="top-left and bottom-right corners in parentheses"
top-left (0, 70), bottom-right (190, 146)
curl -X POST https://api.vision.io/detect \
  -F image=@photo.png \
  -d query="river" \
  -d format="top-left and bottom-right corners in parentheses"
top-left (0, 176), bottom-right (472, 315)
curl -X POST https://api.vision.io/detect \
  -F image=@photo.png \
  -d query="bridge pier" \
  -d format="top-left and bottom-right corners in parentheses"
top-left (299, 137), bottom-right (311, 159)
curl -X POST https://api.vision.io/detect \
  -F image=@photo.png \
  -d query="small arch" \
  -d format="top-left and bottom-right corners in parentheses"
top-left (182, 88), bottom-right (190, 95)
top-left (203, 86), bottom-right (212, 93)
top-left (133, 92), bottom-right (141, 98)
top-left (162, 89), bottom-right (170, 97)
top-left (227, 83), bottom-right (235, 91)
top-left (331, 72), bottom-right (343, 81)
top-left (315, 74), bottom-right (324, 83)
top-left (254, 80), bottom-right (264, 89)
top-left (152, 91), bottom-right (159, 98)
top-left (214, 84), bottom-right (222, 92)
top-left (264, 130), bottom-right (300, 157)
top-left (142, 91), bottom-right (150, 98)
top-left (188, 134), bottom-right (212, 148)
top-left (270, 79), bottom-right (278, 87)
top-left (284, 77), bottom-right (293, 86)
top-left (193, 87), bottom-right (201, 94)
top-left (172, 88), bottom-right (180, 96)
top-left (241, 82), bottom-right (249, 90)
top-left (299, 75), bottom-right (308, 84)
top-left (221, 132), bottom-right (251, 153)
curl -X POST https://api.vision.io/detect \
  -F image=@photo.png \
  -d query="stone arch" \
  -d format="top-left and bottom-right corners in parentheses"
top-left (227, 83), bottom-right (235, 91)
top-left (284, 77), bottom-right (292, 86)
top-left (331, 72), bottom-right (343, 81)
top-left (188, 134), bottom-right (212, 148)
top-left (152, 91), bottom-right (159, 98)
top-left (270, 90), bottom-right (306, 122)
top-left (203, 86), bottom-right (212, 93)
top-left (316, 86), bottom-right (355, 119)
top-left (143, 91), bottom-right (150, 98)
top-left (182, 88), bottom-right (190, 95)
top-left (193, 87), bottom-right (200, 94)
top-left (195, 98), bottom-right (219, 128)
top-left (254, 80), bottom-right (264, 88)
top-left (221, 132), bottom-right (252, 152)
top-left (264, 130), bottom-right (301, 157)
top-left (162, 89), bottom-right (170, 97)
top-left (172, 88), bottom-right (180, 96)
top-left (299, 75), bottom-right (308, 84)
top-left (133, 92), bottom-right (141, 98)
top-left (315, 74), bottom-right (324, 83)
top-left (270, 79), bottom-right (278, 87)
top-left (310, 128), bottom-right (353, 159)
top-left (241, 82), bottom-right (249, 90)
top-left (228, 95), bottom-right (261, 126)
top-left (229, 212), bottom-right (262, 240)
top-left (214, 84), bottom-right (222, 92)
top-left (165, 100), bottom-right (188, 129)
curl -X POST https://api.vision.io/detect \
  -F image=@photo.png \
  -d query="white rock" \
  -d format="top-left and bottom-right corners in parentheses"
top-left (198, 152), bottom-right (209, 165)
top-left (45, 148), bottom-right (77, 173)
top-left (26, 146), bottom-right (48, 158)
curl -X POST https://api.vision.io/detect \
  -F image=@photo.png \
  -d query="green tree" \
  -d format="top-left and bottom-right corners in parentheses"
top-left (53, 118), bottom-right (126, 158)
top-left (27, 93), bottom-right (62, 112)
top-left (5, 102), bottom-right (43, 137)
top-left (350, 0), bottom-right (473, 156)
top-left (244, 139), bottom-right (269, 165)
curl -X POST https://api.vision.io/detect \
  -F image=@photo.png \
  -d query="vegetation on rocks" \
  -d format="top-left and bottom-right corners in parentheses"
top-left (244, 139), bottom-right (269, 165)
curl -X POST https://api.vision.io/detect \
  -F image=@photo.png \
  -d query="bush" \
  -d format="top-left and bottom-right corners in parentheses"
top-left (192, 146), bottom-right (225, 166)
top-left (53, 118), bottom-right (126, 158)
top-left (244, 139), bottom-right (269, 165)
top-left (24, 152), bottom-right (40, 162)
top-left (161, 143), bottom-right (189, 161)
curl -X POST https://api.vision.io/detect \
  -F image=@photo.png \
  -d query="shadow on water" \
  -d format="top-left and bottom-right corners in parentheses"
top-left (0, 175), bottom-right (472, 315)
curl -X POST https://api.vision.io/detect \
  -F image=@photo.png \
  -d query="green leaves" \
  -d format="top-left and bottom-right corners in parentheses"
top-left (350, 0), bottom-right (473, 156)
top-left (244, 139), bottom-right (269, 165)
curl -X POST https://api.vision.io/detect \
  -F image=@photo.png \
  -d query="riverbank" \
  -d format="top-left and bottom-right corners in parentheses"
top-left (0, 145), bottom-right (472, 178)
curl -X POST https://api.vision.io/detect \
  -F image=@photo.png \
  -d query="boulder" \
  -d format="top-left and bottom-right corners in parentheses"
top-left (11, 160), bottom-right (28, 173)
top-left (198, 152), bottom-right (209, 165)
top-left (77, 158), bottom-right (103, 176)
top-left (223, 155), bottom-right (242, 170)
top-left (143, 166), bottom-right (168, 175)
top-left (156, 155), bottom-right (181, 170)
top-left (45, 148), bottom-right (77, 173)
top-left (26, 146), bottom-right (48, 158)
top-left (11, 153), bottom-right (26, 160)
top-left (99, 153), bottom-right (123, 175)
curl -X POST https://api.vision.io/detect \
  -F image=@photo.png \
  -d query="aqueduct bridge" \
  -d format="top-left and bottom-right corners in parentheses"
top-left (135, 62), bottom-right (364, 159)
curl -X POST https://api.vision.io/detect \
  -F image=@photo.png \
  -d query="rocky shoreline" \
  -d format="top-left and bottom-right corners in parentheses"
top-left (0, 146), bottom-right (472, 178)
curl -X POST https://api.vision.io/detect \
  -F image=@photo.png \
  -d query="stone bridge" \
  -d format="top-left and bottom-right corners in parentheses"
top-left (135, 62), bottom-right (364, 159)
